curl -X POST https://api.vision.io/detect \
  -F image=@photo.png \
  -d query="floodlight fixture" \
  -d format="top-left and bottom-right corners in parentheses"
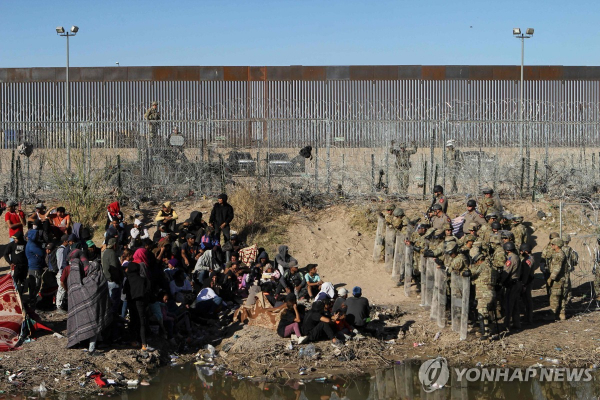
top-left (526, 28), bottom-right (534, 35)
top-left (513, 28), bottom-right (521, 35)
top-left (56, 26), bottom-right (65, 34)
top-left (71, 26), bottom-right (79, 33)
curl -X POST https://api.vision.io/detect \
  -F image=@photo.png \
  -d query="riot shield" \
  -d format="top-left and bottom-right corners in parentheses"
top-left (451, 271), bottom-right (461, 332)
top-left (460, 274), bottom-right (470, 341)
top-left (392, 233), bottom-right (405, 279)
top-left (430, 265), bottom-right (439, 322)
top-left (373, 214), bottom-right (385, 262)
top-left (425, 258), bottom-right (435, 307)
top-left (404, 245), bottom-right (413, 297)
top-left (420, 253), bottom-right (427, 307)
top-left (384, 226), bottom-right (396, 274)
top-left (435, 267), bottom-right (447, 328)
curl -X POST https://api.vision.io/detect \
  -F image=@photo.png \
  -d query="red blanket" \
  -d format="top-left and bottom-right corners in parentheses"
top-left (0, 274), bottom-right (24, 351)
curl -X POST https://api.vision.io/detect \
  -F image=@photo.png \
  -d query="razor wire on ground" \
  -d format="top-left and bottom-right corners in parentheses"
top-left (1, 115), bottom-right (599, 206)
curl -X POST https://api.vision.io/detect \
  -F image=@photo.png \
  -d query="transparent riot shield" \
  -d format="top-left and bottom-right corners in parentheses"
top-left (373, 214), bottom-right (385, 262)
top-left (436, 267), bottom-right (447, 328)
top-left (451, 271), bottom-right (461, 333)
top-left (420, 253), bottom-right (427, 307)
top-left (425, 258), bottom-right (435, 307)
top-left (460, 274), bottom-right (470, 341)
top-left (404, 245), bottom-right (413, 297)
top-left (384, 226), bottom-right (396, 274)
top-left (392, 233), bottom-right (405, 279)
top-left (430, 266), bottom-right (439, 322)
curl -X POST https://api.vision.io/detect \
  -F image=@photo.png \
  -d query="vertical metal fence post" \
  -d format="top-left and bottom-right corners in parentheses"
top-left (326, 119), bottom-right (331, 194)
top-left (314, 141), bottom-right (319, 193)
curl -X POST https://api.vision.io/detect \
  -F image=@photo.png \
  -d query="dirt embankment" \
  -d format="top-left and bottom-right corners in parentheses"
top-left (1, 197), bottom-right (599, 395)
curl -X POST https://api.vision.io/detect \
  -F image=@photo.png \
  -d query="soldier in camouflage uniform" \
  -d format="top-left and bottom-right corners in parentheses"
top-left (470, 251), bottom-right (498, 339)
top-left (432, 185), bottom-right (448, 214)
top-left (447, 243), bottom-right (470, 300)
top-left (430, 204), bottom-right (451, 231)
top-left (392, 207), bottom-right (408, 284)
top-left (547, 238), bottom-right (568, 321)
top-left (519, 244), bottom-right (535, 324)
top-left (500, 242), bottom-right (522, 331)
top-left (499, 212), bottom-right (513, 231)
top-left (541, 232), bottom-right (560, 296)
top-left (144, 101), bottom-right (161, 140)
top-left (511, 215), bottom-right (529, 249)
top-left (406, 224), bottom-right (429, 295)
top-left (463, 199), bottom-right (487, 234)
top-left (479, 188), bottom-right (501, 217)
top-left (443, 222), bottom-right (458, 244)
top-left (489, 235), bottom-right (506, 319)
top-left (446, 140), bottom-right (461, 193)
top-left (561, 234), bottom-right (578, 305)
top-left (390, 141), bottom-right (417, 192)
top-left (380, 204), bottom-right (396, 260)
top-left (478, 213), bottom-right (498, 243)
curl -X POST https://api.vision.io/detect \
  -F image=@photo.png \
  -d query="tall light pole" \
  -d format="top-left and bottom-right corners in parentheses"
top-left (512, 27), bottom-right (534, 164)
top-left (56, 25), bottom-right (79, 171)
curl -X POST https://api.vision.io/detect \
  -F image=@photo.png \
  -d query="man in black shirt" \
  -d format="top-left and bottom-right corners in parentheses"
top-left (181, 234), bottom-right (200, 272)
top-left (4, 232), bottom-right (28, 295)
top-left (209, 194), bottom-right (234, 243)
top-left (301, 301), bottom-right (341, 345)
top-left (345, 286), bottom-right (370, 328)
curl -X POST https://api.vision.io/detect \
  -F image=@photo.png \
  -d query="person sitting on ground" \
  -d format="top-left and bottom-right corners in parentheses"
top-left (222, 233), bottom-right (247, 260)
top-left (129, 219), bottom-right (149, 249)
top-left (332, 287), bottom-right (348, 314)
top-left (278, 264), bottom-right (307, 300)
top-left (305, 264), bottom-right (322, 298)
top-left (315, 281), bottom-right (334, 302)
top-left (200, 226), bottom-right (220, 250)
top-left (28, 202), bottom-right (49, 226)
top-left (48, 206), bottom-right (72, 237)
top-left (38, 243), bottom-right (59, 310)
top-left (181, 234), bottom-right (201, 272)
top-left (194, 286), bottom-right (224, 318)
top-left (277, 293), bottom-right (308, 343)
top-left (185, 211), bottom-right (208, 239)
top-left (275, 245), bottom-right (297, 275)
top-left (106, 201), bottom-right (124, 230)
top-left (256, 249), bottom-right (273, 269)
top-left (170, 269), bottom-right (193, 303)
top-left (345, 286), bottom-right (370, 328)
top-left (164, 258), bottom-right (179, 281)
top-left (301, 300), bottom-right (341, 346)
top-left (152, 222), bottom-right (170, 243)
top-left (155, 201), bottom-right (178, 233)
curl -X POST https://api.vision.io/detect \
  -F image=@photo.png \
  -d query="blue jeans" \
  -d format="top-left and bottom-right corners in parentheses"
top-left (107, 282), bottom-right (122, 315)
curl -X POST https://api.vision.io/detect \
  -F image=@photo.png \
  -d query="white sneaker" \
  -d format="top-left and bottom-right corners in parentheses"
top-left (297, 336), bottom-right (308, 345)
top-left (291, 334), bottom-right (298, 341)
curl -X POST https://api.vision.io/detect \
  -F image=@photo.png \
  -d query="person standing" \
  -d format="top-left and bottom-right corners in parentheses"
top-left (4, 231), bottom-right (28, 295)
top-left (432, 185), bottom-right (448, 214)
top-left (500, 242), bottom-right (522, 331)
top-left (4, 201), bottom-right (25, 239)
top-left (101, 237), bottom-right (124, 316)
top-left (390, 141), bottom-right (417, 193)
top-left (462, 200), bottom-right (487, 235)
top-left (519, 244), bottom-right (535, 324)
top-left (209, 194), bottom-right (234, 243)
top-left (25, 220), bottom-right (45, 308)
top-left (144, 101), bottom-right (160, 141)
top-left (430, 204), bottom-right (451, 231)
top-left (547, 238), bottom-right (568, 321)
top-left (446, 140), bottom-right (461, 193)
top-left (470, 252), bottom-right (497, 339)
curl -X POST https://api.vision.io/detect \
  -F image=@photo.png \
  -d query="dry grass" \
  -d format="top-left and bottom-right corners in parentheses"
top-left (348, 203), bottom-right (381, 236)
top-left (228, 185), bottom-right (289, 248)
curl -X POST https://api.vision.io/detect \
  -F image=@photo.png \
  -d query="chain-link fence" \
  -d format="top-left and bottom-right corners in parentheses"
top-left (1, 116), bottom-right (600, 205)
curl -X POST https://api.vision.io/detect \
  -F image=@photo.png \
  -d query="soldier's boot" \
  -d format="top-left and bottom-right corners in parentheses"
top-left (396, 274), bottom-right (404, 287)
top-left (476, 314), bottom-right (486, 339)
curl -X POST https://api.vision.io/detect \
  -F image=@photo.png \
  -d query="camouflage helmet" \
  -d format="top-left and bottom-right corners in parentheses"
top-left (485, 213), bottom-right (498, 220)
top-left (501, 230), bottom-right (514, 240)
top-left (385, 203), bottom-right (396, 211)
top-left (551, 238), bottom-right (564, 247)
top-left (151, 101), bottom-right (158, 106)
top-left (512, 214), bottom-right (524, 223)
top-left (472, 251), bottom-right (486, 263)
top-left (563, 234), bottom-right (571, 243)
top-left (445, 243), bottom-right (458, 254)
top-left (398, 142), bottom-right (406, 148)
top-left (393, 207), bottom-right (405, 217)
top-left (549, 232), bottom-right (560, 240)
top-left (482, 188), bottom-right (494, 195)
top-left (466, 222), bottom-right (478, 231)
top-left (489, 234), bottom-right (502, 244)
top-left (431, 204), bottom-right (442, 211)
top-left (463, 234), bottom-right (476, 243)
top-left (442, 222), bottom-right (452, 230)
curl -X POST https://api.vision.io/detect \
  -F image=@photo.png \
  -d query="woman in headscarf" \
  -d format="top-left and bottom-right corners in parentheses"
top-left (315, 282), bottom-right (335, 302)
top-left (275, 245), bottom-right (297, 276)
top-left (67, 249), bottom-right (112, 353)
top-left (123, 262), bottom-right (154, 351)
top-left (105, 201), bottom-right (124, 230)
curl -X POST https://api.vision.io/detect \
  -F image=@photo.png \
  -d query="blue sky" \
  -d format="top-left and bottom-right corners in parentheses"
top-left (1, 0), bottom-right (599, 68)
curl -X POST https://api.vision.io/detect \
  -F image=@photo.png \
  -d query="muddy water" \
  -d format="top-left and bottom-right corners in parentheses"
top-left (32, 360), bottom-right (600, 399)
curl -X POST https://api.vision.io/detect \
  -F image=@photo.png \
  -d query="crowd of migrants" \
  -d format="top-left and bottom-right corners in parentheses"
top-left (381, 185), bottom-right (600, 340)
top-left (3, 194), bottom-right (370, 353)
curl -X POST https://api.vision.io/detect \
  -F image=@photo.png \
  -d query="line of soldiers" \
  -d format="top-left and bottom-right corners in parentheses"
top-left (382, 186), bottom-right (577, 340)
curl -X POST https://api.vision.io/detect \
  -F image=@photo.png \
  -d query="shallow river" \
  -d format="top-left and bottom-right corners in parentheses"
top-left (22, 360), bottom-right (600, 399)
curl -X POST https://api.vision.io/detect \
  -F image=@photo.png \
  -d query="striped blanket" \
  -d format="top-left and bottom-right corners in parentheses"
top-left (0, 274), bottom-right (24, 351)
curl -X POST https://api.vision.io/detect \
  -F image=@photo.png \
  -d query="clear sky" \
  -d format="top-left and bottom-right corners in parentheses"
top-left (1, 0), bottom-right (599, 68)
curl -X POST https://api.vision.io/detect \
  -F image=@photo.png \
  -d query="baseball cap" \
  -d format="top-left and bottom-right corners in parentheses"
top-left (352, 286), bottom-right (362, 296)
top-left (337, 288), bottom-right (348, 296)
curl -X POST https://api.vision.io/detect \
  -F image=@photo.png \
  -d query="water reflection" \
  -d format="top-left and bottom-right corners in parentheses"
top-left (10, 360), bottom-right (600, 399)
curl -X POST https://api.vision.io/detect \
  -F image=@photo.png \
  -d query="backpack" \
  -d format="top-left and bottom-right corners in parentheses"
top-left (47, 249), bottom-right (59, 273)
